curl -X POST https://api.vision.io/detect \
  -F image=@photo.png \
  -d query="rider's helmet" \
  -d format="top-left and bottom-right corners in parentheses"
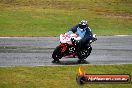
top-left (79, 20), bottom-right (88, 29)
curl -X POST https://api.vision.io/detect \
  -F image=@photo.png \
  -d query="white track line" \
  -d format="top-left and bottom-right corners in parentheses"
top-left (114, 35), bottom-right (130, 37)
top-left (0, 37), bottom-right (19, 38)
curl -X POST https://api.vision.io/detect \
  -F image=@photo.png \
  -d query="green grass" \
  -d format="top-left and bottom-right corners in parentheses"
top-left (0, 0), bottom-right (132, 36)
top-left (0, 64), bottom-right (132, 88)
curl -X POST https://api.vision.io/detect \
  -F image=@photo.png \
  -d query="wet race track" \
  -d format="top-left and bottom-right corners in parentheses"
top-left (0, 36), bottom-right (132, 66)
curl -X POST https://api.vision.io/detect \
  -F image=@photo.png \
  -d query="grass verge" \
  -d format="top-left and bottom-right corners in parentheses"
top-left (0, 64), bottom-right (132, 88)
top-left (0, 0), bottom-right (132, 36)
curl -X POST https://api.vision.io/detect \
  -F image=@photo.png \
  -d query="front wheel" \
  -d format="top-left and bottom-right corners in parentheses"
top-left (78, 46), bottom-right (92, 60)
top-left (52, 46), bottom-right (63, 62)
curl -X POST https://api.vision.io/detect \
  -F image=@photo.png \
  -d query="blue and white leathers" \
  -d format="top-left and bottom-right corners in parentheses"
top-left (77, 27), bottom-right (86, 39)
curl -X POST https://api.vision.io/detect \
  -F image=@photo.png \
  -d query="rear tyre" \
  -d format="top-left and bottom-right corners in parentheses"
top-left (52, 46), bottom-right (62, 63)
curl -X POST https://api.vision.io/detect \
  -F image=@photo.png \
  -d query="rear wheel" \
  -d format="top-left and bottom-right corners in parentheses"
top-left (52, 46), bottom-right (63, 63)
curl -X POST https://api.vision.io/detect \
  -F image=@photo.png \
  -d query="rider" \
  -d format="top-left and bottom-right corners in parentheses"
top-left (65, 20), bottom-right (96, 48)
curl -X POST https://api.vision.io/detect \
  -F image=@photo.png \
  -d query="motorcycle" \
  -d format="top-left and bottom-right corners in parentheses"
top-left (52, 33), bottom-right (97, 63)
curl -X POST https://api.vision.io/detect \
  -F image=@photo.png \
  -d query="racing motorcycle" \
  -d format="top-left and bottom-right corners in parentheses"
top-left (52, 33), bottom-right (97, 63)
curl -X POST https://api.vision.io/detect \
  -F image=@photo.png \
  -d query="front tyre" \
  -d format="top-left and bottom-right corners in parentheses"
top-left (78, 46), bottom-right (92, 60)
top-left (52, 46), bottom-right (63, 62)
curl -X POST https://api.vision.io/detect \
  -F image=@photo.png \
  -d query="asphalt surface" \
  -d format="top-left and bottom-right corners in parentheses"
top-left (0, 36), bottom-right (132, 66)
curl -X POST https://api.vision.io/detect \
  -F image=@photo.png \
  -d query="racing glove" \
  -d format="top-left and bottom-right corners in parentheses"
top-left (71, 38), bottom-right (79, 46)
top-left (92, 37), bottom-right (97, 42)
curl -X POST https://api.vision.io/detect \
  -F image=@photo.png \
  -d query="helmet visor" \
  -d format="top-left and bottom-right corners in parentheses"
top-left (79, 24), bottom-right (86, 29)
